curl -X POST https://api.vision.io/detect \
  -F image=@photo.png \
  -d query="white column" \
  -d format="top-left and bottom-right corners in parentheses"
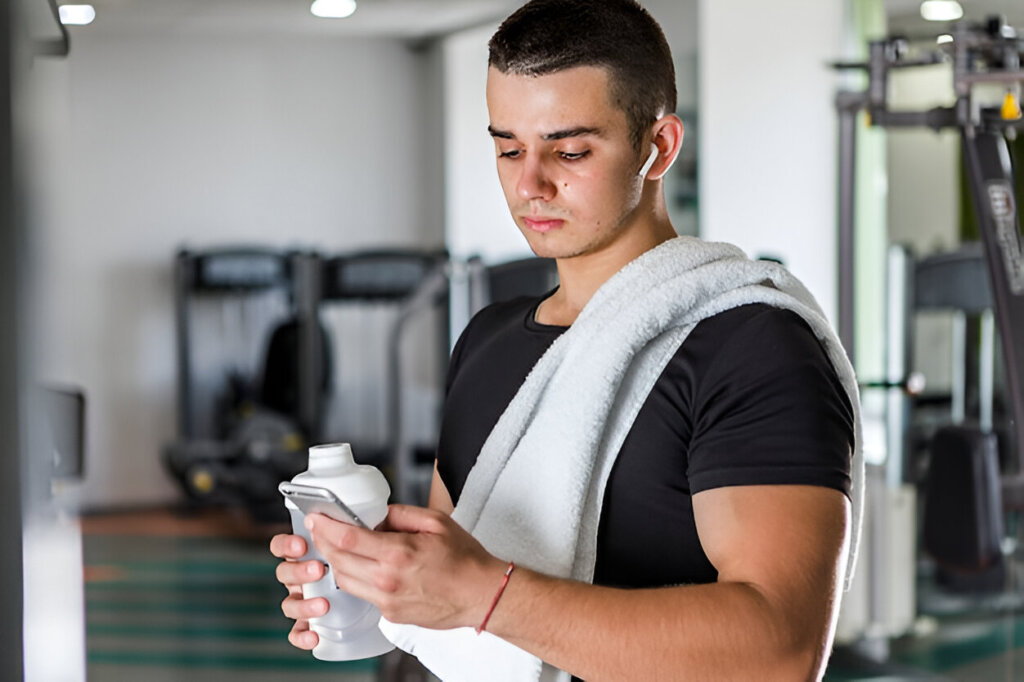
top-left (699, 0), bottom-right (844, 323)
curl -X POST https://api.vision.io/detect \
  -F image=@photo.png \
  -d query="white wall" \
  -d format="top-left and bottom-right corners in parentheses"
top-left (443, 22), bottom-right (521, 262)
top-left (38, 28), bottom-right (439, 508)
top-left (443, 0), bottom-right (700, 262)
top-left (699, 0), bottom-right (844, 323)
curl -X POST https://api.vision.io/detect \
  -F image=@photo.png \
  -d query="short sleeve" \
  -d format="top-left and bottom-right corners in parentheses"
top-left (685, 307), bottom-right (854, 497)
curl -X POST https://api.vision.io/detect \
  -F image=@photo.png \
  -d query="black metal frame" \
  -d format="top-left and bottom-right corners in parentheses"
top-left (173, 247), bottom-right (297, 440)
top-left (835, 16), bottom-right (1024, 498)
top-left (963, 129), bottom-right (1024, 502)
top-left (0, 0), bottom-right (24, 675)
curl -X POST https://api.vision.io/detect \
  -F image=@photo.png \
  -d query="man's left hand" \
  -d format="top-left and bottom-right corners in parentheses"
top-left (305, 504), bottom-right (507, 630)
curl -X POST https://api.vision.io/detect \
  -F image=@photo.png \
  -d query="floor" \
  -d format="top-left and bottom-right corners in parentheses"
top-left (81, 507), bottom-right (1024, 681)
top-left (83, 508), bottom-right (384, 682)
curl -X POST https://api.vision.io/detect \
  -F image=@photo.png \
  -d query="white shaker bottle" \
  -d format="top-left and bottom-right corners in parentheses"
top-left (283, 442), bottom-right (395, 661)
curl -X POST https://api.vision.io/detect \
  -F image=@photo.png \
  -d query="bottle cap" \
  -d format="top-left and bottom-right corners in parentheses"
top-left (308, 442), bottom-right (356, 472)
top-left (302, 442), bottom-right (391, 506)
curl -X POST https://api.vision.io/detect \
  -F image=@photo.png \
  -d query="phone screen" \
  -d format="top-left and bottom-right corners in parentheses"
top-left (278, 482), bottom-right (370, 529)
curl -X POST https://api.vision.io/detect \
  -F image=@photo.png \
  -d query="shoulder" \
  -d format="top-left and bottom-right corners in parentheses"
top-left (691, 303), bottom-right (817, 350)
top-left (684, 304), bottom-right (833, 384)
top-left (681, 304), bottom-right (855, 497)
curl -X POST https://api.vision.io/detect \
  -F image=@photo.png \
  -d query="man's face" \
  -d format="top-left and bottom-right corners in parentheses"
top-left (485, 66), bottom-right (646, 261)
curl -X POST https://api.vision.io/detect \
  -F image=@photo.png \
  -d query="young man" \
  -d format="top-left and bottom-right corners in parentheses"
top-left (271, 1), bottom-right (858, 679)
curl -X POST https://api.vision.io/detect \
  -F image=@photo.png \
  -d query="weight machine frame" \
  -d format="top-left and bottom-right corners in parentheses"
top-left (836, 16), bottom-right (1024, 500)
top-left (833, 15), bottom-right (1024, 654)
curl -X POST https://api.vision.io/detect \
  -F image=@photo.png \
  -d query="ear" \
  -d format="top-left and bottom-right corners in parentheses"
top-left (645, 114), bottom-right (685, 181)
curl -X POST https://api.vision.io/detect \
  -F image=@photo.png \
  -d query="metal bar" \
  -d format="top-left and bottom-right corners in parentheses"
top-left (446, 258), bottom-right (473, 355)
top-left (867, 41), bottom-right (889, 109)
top-left (174, 252), bottom-right (193, 439)
top-left (294, 252), bottom-right (323, 441)
top-left (957, 72), bottom-right (1024, 87)
top-left (961, 129), bottom-right (1024, 475)
top-left (980, 309), bottom-right (995, 432)
top-left (885, 246), bottom-right (913, 489)
top-left (0, 0), bottom-right (23, 675)
top-left (388, 264), bottom-right (449, 504)
top-left (870, 107), bottom-right (957, 131)
top-left (952, 311), bottom-right (967, 425)
top-left (837, 95), bottom-right (858, 363)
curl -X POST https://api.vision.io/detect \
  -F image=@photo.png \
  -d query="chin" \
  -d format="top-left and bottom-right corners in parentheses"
top-left (520, 237), bottom-right (569, 260)
top-left (517, 230), bottom-right (574, 260)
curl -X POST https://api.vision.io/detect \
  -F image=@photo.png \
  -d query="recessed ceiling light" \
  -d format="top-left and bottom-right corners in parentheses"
top-left (58, 4), bottom-right (95, 26)
top-left (311, 0), bottom-right (357, 19)
top-left (920, 0), bottom-right (964, 22)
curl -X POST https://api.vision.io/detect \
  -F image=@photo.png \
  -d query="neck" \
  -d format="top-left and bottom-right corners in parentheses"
top-left (537, 201), bottom-right (677, 327)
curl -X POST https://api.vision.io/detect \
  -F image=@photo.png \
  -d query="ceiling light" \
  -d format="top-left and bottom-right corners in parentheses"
top-left (936, 34), bottom-right (954, 44)
top-left (920, 1), bottom-right (964, 22)
top-left (311, 0), bottom-right (357, 19)
top-left (58, 4), bottom-right (95, 25)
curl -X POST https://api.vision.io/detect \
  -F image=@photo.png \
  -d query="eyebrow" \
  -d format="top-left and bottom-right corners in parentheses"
top-left (487, 125), bottom-right (604, 141)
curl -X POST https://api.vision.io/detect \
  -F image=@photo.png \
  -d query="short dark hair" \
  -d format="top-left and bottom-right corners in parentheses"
top-left (489, 0), bottom-right (677, 152)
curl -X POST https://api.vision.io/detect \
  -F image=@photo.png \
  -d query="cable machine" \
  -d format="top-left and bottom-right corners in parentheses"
top-left (164, 248), bottom-right (323, 517)
top-left (834, 15), bottom-right (1024, 652)
top-left (837, 16), bottom-right (1023, 467)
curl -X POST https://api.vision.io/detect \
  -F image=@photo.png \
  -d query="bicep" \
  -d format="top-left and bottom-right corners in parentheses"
top-left (692, 485), bottom-right (850, 636)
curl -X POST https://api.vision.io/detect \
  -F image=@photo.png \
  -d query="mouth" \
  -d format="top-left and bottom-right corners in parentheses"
top-left (521, 216), bottom-right (565, 233)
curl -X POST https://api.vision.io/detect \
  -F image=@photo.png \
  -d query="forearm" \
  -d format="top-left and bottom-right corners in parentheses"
top-left (484, 568), bottom-right (834, 681)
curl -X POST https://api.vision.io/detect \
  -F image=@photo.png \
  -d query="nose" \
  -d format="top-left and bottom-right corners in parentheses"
top-left (516, 155), bottom-right (556, 202)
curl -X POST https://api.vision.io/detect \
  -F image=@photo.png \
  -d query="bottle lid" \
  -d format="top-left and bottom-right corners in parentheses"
top-left (301, 442), bottom-right (391, 506)
top-left (308, 443), bottom-right (356, 472)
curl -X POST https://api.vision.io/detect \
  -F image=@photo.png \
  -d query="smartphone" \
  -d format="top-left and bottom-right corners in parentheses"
top-left (278, 481), bottom-right (370, 529)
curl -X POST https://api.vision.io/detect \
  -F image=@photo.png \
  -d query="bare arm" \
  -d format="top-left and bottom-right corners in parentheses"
top-left (309, 483), bottom-right (850, 680)
top-left (428, 460), bottom-right (455, 514)
top-left (484, 484), bottom-right (850, 681)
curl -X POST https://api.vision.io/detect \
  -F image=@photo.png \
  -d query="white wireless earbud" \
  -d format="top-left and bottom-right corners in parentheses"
top-left (638, 143), bottom-right (659, 178)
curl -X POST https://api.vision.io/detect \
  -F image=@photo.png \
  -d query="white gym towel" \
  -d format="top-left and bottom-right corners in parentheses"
top-left (379, 236), bottom-right (863, 682)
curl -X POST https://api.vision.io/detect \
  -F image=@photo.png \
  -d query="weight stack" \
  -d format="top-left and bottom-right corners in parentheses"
top-left (922, 425), bottom-right (1004, 576)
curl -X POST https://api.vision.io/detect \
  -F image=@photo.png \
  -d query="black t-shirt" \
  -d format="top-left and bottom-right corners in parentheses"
top-left (436, 295), bottom-right (854, 588)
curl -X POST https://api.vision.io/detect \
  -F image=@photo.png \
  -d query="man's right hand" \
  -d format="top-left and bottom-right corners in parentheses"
top-left (270, 533), bottom-right (329, 650)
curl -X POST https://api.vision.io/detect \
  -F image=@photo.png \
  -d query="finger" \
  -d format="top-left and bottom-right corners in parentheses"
top-left (288, 619), bottom-right (319, 650)
top-left (281, 593), bottom-right (330, 621)
top-left (329, 549), bottom-right (390, 599)
top-left (275, 559), bottom-right (325, 587)
top-left (307, 513), bottom-right (389, 560)
top-left (270, 533), bottom-right (307, 559)
top-left (380, 504), bottom-right (448, 534)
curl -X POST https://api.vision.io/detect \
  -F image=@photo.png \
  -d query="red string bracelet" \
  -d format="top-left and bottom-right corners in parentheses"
top-left (476, 561), bottom-right (515, 635)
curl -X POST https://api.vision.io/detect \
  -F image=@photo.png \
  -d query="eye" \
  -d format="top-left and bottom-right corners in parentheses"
top-left (498, 149), bottom-right (522, 159)
top-left (559, 150), bottom-right (590, 161)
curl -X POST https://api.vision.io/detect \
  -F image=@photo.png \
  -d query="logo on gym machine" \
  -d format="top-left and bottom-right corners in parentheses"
top-left (988, 184), bottom-right (1014, 219)
top-left (987, 182), bottom-right (1023, 295)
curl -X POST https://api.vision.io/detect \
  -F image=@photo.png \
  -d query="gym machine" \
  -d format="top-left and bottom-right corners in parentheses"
top-left (834, 15), bottom-right (1024, 650)
top-left (165, 245), bottom-right (558, 512)
top-left (304, 249), bottom-right (450, 506)
top-left (163, 247), bottom-right (325, 518)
